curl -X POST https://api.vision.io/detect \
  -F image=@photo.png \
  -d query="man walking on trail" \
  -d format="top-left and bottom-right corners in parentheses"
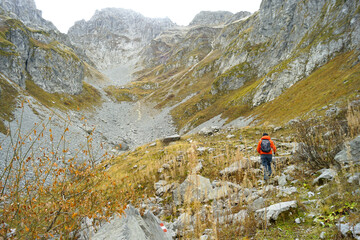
top-left (257, 133), bottom-right (277, 180)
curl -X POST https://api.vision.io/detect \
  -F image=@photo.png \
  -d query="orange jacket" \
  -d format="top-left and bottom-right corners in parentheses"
top-left (257, 136), bottom-right (276, 155)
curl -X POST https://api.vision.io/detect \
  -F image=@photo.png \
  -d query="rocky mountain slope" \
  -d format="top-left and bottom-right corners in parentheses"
top-left (68, 8), bottom-right (176, 70)
top-left (0, 16), bottom-right (84, 95)
top-left (119, 0), bottom-right (360, 133)
top-left (0, 0), bottom-right (57, 31)
top-left (189, 11), bottom-right (246, 26)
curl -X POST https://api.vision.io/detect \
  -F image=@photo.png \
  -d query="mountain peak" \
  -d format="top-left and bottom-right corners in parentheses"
top-left (0, 0), bottom-right (57, 31)
top-left (189, 10), bottom-right (234, 26)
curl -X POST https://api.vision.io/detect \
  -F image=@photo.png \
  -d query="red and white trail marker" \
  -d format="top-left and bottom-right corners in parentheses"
top-left (160, 223), bottom-right (167, 232)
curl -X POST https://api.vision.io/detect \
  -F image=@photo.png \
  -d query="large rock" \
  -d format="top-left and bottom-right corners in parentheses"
top-left (313, 169), bottom-right (337, 185)
top-left (256, 200), bottom-right (298, 222)
top-left (220, 159), bottom-right (254, 176)
top-left (169, 212), bottom-right (194, 232)
top-left (154, 180), bottom-right (173, 196)
top-left (216, 210), bottom-right (248, 225)
top-left (162, 134), bottom-right (181, 144)
top-left (278, 175), bottom-right (287, 187)
top-left (91, 205), bottom-right (173, 240)
top-left (249, 197), bottom-right (265, 211)
top-left (198, 126), bottom-right (220, 136)
top-left (276, 187), bottom-right (298, 197)
top-left (337, 222), bottom-right (360, 240)
top-left (173, 175), bottom-right (214, 205)
top-left (212, 180), bottom-right (241, 199)
top-left (335, 135), bottom-right (360, 166)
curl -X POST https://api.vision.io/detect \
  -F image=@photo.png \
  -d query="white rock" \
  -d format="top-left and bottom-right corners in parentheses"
top-left (278, 175), bottom-right (287, 187)
top-left (91, 205), bottom-right (173, 240)
top-left (173, 175), bottom-right (214, 205)
top-left (256, 200), bottom-right (298, 222)
top-left (307, 191), bottom-right (315, 198)
top-left (249, 197), bottom-right (265, 211)
top-left (277, 187), bottom-right (297, 197)
top-left (226, 134), bottom-right (236, 139)
top-left (192, 161), bottom-right (203, 174)
top-left (347, 173), bottom-right (360, 184)
top-left (162, 163), bottom-right (171, 170)
top-left (313, 169), bottom-right (337, 185)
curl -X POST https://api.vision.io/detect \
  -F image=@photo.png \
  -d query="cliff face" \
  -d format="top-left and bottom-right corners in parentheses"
top-left (0, 0), bottom-right (57, 31)
top-left (0, 17), bottom-right (84, 94)
top-left (213, 0), bottom-right (360, 106)
top-left (189, 11), bottom-right (234, 26)
top-left (0, 0), bottom-right (90, 94)
top-left (68, 8), bottom-right (176, 70)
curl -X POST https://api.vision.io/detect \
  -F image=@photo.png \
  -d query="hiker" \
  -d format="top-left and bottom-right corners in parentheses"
top-left (257, 133), bottom-right (277, 180)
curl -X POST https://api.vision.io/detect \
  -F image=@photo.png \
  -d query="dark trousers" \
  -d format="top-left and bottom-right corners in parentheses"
top-left (261, 154), bottom-right (273, 180)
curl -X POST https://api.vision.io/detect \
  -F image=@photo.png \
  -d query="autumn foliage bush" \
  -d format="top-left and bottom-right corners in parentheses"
top-left (294, 103), bottom-right (359, 169)
top-left (0, 106), bottom-right (126, 239)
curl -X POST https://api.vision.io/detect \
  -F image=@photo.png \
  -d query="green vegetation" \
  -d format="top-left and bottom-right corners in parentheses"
top-left (0, 76), bottom-right (19, 134)
top-left (25, 79), bottom-right (102, 111)
top-left (104, 86), bottom-right (139, 102)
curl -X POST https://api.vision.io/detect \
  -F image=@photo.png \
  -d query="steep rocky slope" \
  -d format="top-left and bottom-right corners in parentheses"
top-left (0, 16), bottom-right (84, 94)
top-left (68, 8), bottom-right (176, 70)
top-left (0, 0), bottom-right (57, 31)
top-left (126, 0), bottom-right (360, 132)
top-left (215, 0), bottom-right (360, 106)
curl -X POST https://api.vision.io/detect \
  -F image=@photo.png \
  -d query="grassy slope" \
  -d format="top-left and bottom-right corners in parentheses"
top-left (254, 50), bottom-right (360, 124)
top-left (169, 48), bottom-right (360, 130)
top-left (25, 79), bottom-right (102, 111)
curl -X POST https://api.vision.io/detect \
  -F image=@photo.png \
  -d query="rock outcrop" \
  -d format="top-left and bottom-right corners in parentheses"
top-left (173, 174), bottom-right (214, 205)
top-left (0, 0), bottom-right (57, 31)
top-left (68, 8), bottom-right (176, 70)
top-left (213, 0), bottom-right (360, 106)
top-left (89, 205), bottom-right (173, 240)
top-left (335, 135), bottom-right (360, 166)
top-left (189, 11), bottom-right (234, 26)
top-left (255, 200), bottom-right (298, 222)
top-left (0, 17), bottom-right (84, 94)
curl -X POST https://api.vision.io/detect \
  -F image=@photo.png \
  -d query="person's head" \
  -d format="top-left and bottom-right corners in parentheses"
top-left (263, 133), bottom-right (269, 136)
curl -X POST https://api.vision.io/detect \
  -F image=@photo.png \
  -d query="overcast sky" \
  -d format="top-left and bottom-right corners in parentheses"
top-left (34, 0), bottom-right (262, 33)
